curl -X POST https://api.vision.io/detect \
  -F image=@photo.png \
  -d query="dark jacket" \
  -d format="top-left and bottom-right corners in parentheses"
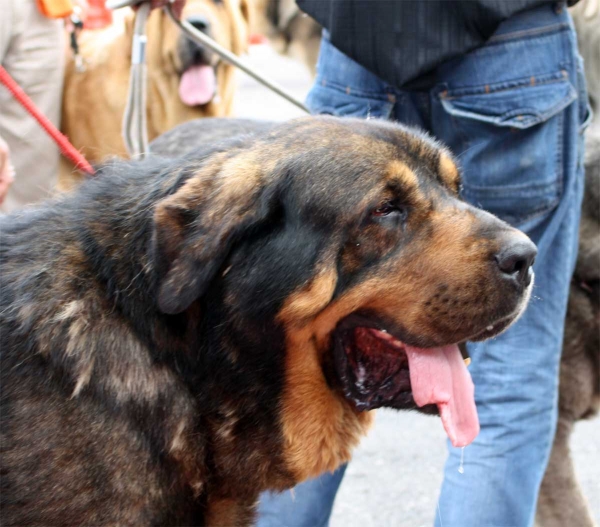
top-left (297, 0), bottom-right (573, 89)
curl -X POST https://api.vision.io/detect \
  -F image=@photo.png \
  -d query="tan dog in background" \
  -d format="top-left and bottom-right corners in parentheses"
top-left (61, 0), bottom-right (250, 173)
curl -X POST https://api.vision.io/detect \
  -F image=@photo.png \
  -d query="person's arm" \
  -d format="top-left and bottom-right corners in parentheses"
top-left (0, 136), bottom-right (15, 206)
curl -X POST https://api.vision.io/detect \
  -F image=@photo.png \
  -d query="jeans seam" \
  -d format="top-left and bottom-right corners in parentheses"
top-left (486, 22), bottom-right (570, 44)
top-left (556, 106), bottom-right (565, 211)
top-left (469, 29), bottom-right (572, 63)
top-left (442, 73), bottom-right (569, 100)
top-left (317, 78), bottom-right (393, 101)
top-left (463, 181), bottom-right (562, 195)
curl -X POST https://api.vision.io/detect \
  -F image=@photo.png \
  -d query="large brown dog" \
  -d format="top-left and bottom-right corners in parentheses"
top-left (61, 0), bottom-right (250, 167)
top-left (1, 117), bottom-right (536, 526)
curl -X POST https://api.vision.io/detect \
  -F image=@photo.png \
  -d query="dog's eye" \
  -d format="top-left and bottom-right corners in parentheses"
top-left (371, 201), bottom-right (408, 220)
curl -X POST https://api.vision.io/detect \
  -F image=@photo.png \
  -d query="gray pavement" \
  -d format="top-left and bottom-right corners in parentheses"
top-left (331, 410), bottom-right (599, 527)
top-left (232, 46), bottom-right (599, 527)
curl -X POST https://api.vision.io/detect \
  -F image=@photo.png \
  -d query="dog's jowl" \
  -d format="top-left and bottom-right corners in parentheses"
top-left (0, 117), bottom-right (536, 526)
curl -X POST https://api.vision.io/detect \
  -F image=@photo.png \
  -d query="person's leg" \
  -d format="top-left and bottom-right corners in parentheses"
top-left (257, 465), bottom-right (347, 527)
top-left (0, 0), bottom-right (16, 61)
top-left (0, 0), bottom-right (64, 213)
top-left (430, 5), bottom-right (589, 526)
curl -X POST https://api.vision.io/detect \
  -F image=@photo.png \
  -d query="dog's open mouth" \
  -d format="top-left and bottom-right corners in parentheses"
top-left (178, 63), bottom-right (217, 107)
top-left (332, 317), bottom-right (480, 447)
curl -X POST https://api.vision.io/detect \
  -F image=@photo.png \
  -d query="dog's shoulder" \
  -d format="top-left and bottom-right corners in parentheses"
top-left (0, 156), bottom-right (211, 524)
top-left (1, 155), bottom-right (202, 397)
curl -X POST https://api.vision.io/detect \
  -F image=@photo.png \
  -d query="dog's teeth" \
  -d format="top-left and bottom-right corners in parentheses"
top-left (487, 325), bottom-right (494, 331)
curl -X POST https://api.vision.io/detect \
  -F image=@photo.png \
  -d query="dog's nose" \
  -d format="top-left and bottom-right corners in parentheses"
top-left (187, 15), bottom-right (211, 34)
top-left (495, 239), bottom-right (537, 288)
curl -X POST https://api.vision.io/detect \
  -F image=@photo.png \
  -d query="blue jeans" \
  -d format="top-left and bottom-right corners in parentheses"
top-left (258, 4), bottom-right (590, 527)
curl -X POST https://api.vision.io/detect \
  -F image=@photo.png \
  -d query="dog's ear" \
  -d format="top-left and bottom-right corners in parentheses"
top-left (152, 155), bottom-right (278, 314)
top-left (121, 10), bottom-right (136, 58)
top-left (226, 0), bottom-right (252, 55)
top-left (239, 0), bottom-right (253, 27)
top-left (123, 10), bottom-right (133, 34)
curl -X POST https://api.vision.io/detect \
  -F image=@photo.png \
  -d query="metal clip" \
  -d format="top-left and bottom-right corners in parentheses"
top-left (69, 11), bottom-right (86, 73)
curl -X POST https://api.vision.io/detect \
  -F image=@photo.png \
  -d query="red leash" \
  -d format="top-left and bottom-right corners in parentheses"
top-left (0, 65), bottom-right (95, 175)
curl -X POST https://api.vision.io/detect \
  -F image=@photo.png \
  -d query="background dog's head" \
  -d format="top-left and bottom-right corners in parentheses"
top-left (147, 117), bottom-right (536, 480)
top-left (143, 0), bottom-right (251, 112)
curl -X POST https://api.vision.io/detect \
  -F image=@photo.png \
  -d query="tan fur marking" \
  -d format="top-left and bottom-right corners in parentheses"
top-left (72, 358), bottom-right (95, 397)
top-left (278, 260), bottom-right (376, 479)
top-left (170, 420), bottom-right (188, 453)
top-left (205, 497), bottom-right (254, 526)
top-left (156, 150), bottom-right (276, 222)
top-left (106, 359), bottom-right (172, 404)
top-left (156, 153), bottom-right (229, 213)
top-left (66, 318), bottom-right (91, 357)
top-left (281, 326), bottom-right (373, 481)
top-left (216, 153), bottom-right (263, 190)
top-left (438, 152), bottom-right (460, 193)
top-left (278, 268), bottom-right (338, 325)
top-left (387, 160), bottom-right (418, 188)
top-left (54, 300), bottom-right (84, 322)
top-left (216, 416), bottom-right (238, 441)
top-left (18, 303), bottom-right (35, 322)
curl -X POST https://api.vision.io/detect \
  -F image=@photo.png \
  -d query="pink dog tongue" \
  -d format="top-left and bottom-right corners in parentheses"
top-left (405, 344), bottom-right (480, 447)
top-left (178, 65), bottom-right (216, 106)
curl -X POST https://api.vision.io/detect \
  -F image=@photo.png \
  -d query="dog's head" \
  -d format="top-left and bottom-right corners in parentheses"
top-left (150, 117), bottom-right (536, 482)
top-left (144, 0), bottom-right (251, 109)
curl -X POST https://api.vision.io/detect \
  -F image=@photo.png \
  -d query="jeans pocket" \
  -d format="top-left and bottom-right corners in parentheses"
top-left (437, 75), bottom-right (577, 226)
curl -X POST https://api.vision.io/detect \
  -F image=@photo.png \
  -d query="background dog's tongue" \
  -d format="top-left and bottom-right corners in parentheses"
top-left (178, 65), bottom-right (216, 106)
top-left (405, 344), bottom-right (479, 447)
